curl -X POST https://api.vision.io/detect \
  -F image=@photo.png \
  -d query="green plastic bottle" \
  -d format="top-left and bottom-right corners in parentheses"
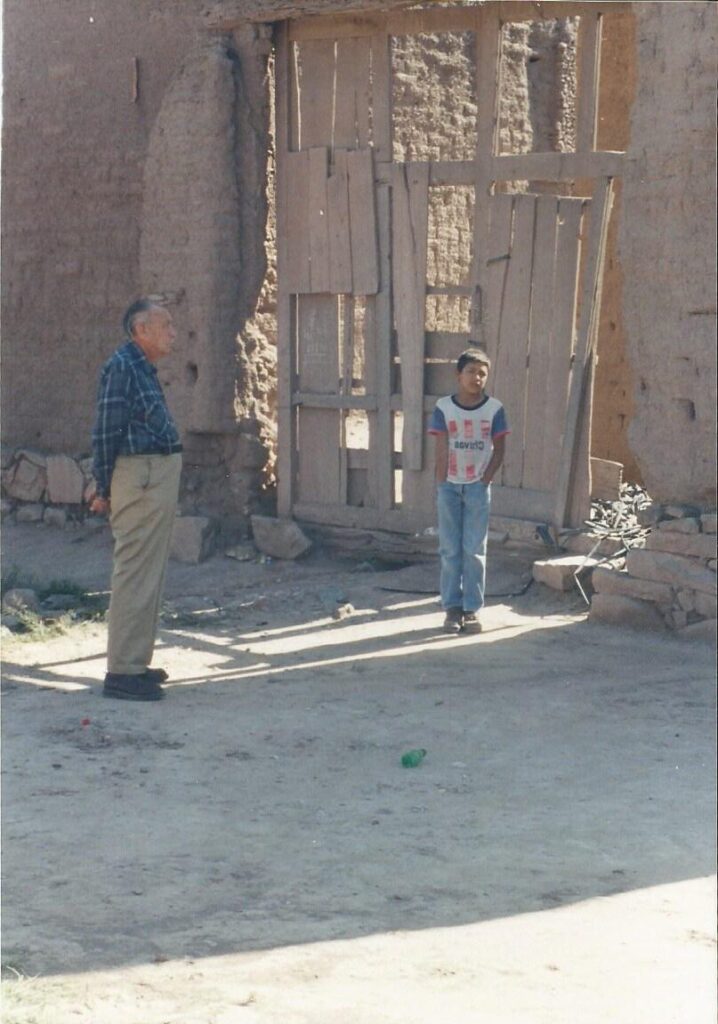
top-left (401, 748), bottom-right (427, 768)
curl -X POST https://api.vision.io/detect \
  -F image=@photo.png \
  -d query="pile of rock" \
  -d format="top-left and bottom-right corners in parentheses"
top-left (1, 447), bottom-right (95, 527)
top-left (590, 505), bottom-right (717, 640)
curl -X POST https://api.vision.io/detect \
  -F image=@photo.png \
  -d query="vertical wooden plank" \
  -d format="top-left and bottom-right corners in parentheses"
top-left (327, 149), bottom-right (353, 294)
top-left (370, 183), bottom-right (394, 513)
top-left (334, 37), bottom-right (371, 150)
top-left (308, 146), bottom-right (330, 293)
top-left (347, 149), bottom-right (379, 295)
top-left (296, 295), bottom-right (342, 504)
top-left (568, 356), bottom-right (594, 527)
top-left (554, 177), bottom-right (614, 527)
top-left (541, 197), bottom-right (583, 491)
top-left (522, 195), bottom-right (559, 491)
top-left (370, 31), bottom-right (392, 163)
top-left (392, 162), bottom-right (429, 472)
top-left (576, 12), bottom-right (603, 153)
top-left (483, 193), bottom-right (514, 360)
top-left (283, 150), bottom-right (311, 294)
top-left (471, 6), bottom-right (502, 341)
top-left (297, 39), bottom-right (336, 149)
top-left (492, 194), bottom-right (536, 489)
top-left (275, 22), bottom-right (296, 516)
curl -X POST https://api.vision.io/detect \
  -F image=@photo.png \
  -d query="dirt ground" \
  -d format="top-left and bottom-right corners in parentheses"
top-left (1, 520), bottom-right (716, 1024)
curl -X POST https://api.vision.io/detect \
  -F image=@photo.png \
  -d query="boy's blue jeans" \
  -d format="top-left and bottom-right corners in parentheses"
top-left (436, 480), bottom-right (491, 613)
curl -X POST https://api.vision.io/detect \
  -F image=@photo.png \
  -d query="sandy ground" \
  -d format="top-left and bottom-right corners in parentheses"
top-left (1, 521), bottom-right (716, 1024)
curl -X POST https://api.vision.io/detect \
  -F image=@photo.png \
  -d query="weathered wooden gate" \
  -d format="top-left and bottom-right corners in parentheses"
top-left (275, 3), bottom-right (624, 533)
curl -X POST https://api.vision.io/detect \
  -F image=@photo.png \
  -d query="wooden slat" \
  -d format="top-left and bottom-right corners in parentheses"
top-left (494, 2), bottom-right (626, 22)
top-left (371, 183), bottom-right (394, 513)
top-left (483, 193), bottom-right (514, 362)
top-left (492, 150), bottom-right (623, 181)
top-left (521, 195), bottom-right (559, 491)
top-left (308, 146), bottom-right (330, 293)
top-left (471, 4), bottom-right (503, 342)
top-left (568, 355), bottom-right (594, 527)
top-left (275, 22), bottom-right (295, 517)
top-left (283, 150), bottom-right (311, 294)
top-left (376, 160), bottom-right (476, 187)
top-left (424, 363), bottom-right (457, 396)
top-left (334, 37), bottom-right (371, 149)
top-left (392, 161), bottom-right (429, 471)
top-left (554, 178), bottom-right (614, 527)
top-left (370, 33), bottom-right (392, 162)
top-left (492, 194), bottom-right (536, 489)
top-left (576, 11), bottom-right (603, 153)
top-left (425, 331), bottom-right (470, 360)
top-left (541, 197), bottom-right (584, 491)
top-left (293, 392), bottom-right (376, 410)
top-left (327, 150), bottom-right (353, 294)
top-left (347, 149), bottom-right (379, 294)
top-left (296, 295), bottom-right (341, 504)
top-left (297, 39), bottom-right (336, 148)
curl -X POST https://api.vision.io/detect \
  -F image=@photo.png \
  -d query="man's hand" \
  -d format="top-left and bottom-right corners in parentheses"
top-left (89, 494), bottom-right (110, 516)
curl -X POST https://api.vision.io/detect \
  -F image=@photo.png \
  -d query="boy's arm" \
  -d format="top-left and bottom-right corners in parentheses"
top-left (434, 431), bottom-right (449, 483)
top-left (481, 434), bottom-right (505, 484)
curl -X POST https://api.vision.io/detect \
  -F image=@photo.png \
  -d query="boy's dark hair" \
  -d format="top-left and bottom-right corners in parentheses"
top-left (457, 347), bottom-right (491, 373)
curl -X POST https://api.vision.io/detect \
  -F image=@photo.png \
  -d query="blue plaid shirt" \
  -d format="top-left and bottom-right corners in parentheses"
top-left (92, 340), bottom-right (182, 498)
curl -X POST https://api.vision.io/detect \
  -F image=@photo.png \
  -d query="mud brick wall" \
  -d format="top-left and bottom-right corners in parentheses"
top-left (620, 1), bottom-right (717, 505)
top-left (0, 0), bottom-right (207, 452)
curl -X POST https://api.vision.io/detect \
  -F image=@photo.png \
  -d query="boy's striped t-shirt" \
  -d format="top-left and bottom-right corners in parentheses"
top-left (428, 394), bottom-right (509, 484)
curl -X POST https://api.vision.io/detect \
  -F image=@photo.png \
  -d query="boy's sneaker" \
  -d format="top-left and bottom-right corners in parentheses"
top-left (443, 608), bottom-right (463, 634)
top-left (462, 611), bottom-right (483, 634)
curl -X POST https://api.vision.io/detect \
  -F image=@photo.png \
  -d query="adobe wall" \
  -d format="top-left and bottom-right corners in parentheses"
top-left (1, 0), bottom-right (206, 452)
top-left (620, 1), bottom-right (717, 505)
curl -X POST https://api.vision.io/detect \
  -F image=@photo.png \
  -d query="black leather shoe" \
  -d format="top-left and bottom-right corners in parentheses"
top-left (144, 667), bottom-right (169, 684)
top-left (103, 673), bottom-right (165, 701)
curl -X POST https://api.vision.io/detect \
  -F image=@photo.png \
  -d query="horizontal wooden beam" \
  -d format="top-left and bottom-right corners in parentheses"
top-left (491, 150), bottom-right (624, 180)
top-left (376, 161), bottom-right (475, 187)
top-left (292, 391), bottom-right (377, 409)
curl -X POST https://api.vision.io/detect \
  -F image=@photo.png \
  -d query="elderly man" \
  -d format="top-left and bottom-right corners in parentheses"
top-left (90, 299), bottom-right (182, 701)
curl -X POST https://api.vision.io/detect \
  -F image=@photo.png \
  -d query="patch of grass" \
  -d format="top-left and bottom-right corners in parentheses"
top-left (1, 567), bottom-right (88, 602)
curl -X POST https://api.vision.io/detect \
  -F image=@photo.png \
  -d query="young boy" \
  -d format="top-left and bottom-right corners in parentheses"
top-left (428, 348), bottom-right (509, 634)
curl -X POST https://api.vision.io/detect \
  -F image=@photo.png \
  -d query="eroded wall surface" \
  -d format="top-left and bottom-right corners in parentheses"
top-left (620, 1), bottom-right (717, 505)
top-left (1, 0), bottom-right (206, 452)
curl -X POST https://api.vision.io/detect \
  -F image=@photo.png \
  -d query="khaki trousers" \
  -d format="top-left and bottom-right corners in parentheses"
top-left (107, 453), bottom-right (182, 675)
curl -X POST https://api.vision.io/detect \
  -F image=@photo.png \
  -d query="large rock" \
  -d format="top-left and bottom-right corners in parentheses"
top-left (592, 566), bottom-right (673, 605)
top-left (701, 513), bottom-right (717, 534)
top-left (532, 555), bottom-right (597, 592)
top-left (251, 515), bottom-right (311, 560)
top-left (694, 592), bottom-right (718, 619)
top-left (46, 454), bottom-right (85, 505)
top-left (2, 588), bottom-right (41, 615)
top-left (626, 549), bottom-right (717, 596)
top-left (589, 592), bottom-right (666, 631)
top-left (170, 516), bottom-right (216, 564)
top-left (645, 530), bottom-right (717, 560)
top-left (2, 455), bottom-right (47, 502)
top-left (657, 516), bottom-right (700, 534)
top-left (676, 619), bottom-right (717, 644)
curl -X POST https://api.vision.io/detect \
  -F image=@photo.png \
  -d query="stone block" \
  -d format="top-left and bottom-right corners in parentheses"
top-left (626, 549), bottom-right (717, 596)
top-left (694, 592), bottom-right (718, 619)
top-left (701, 513), bottom-right (717, 534)
top-left (1, 499), bottom-right (14, 519)
top-left (657, 517), bottom-right (700, 534)
top-left (532, 555), bottom-right (597, 591)
top-left (0, 445), bottom-right (15, 471)
top-left (2, 588), bottom-right (41, 615)
top-left (170, 516), bottom-right (216, 564)
top-left (251, 515), bottom-right (311, 560)
top-left (592, 566), bottom-right (673, 604)
top-left (16, 503), bottom-right (45, 523)
top-left (675, 589), bottom-right (695, 612)
top-left (645, 530), bottom-right (717, 560)
top-left (44, 507), bottom-right (68, 528)
top-left (670, 608), bottom-right (688, 629)
top-left (676, 619), bottom-right (717, 645)
top-left (46, 454), bottom-right (85, 505)
top-left (2, 457), bottom-right (47, 502)
top-left (589, 592), bottom-right (666, 631)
